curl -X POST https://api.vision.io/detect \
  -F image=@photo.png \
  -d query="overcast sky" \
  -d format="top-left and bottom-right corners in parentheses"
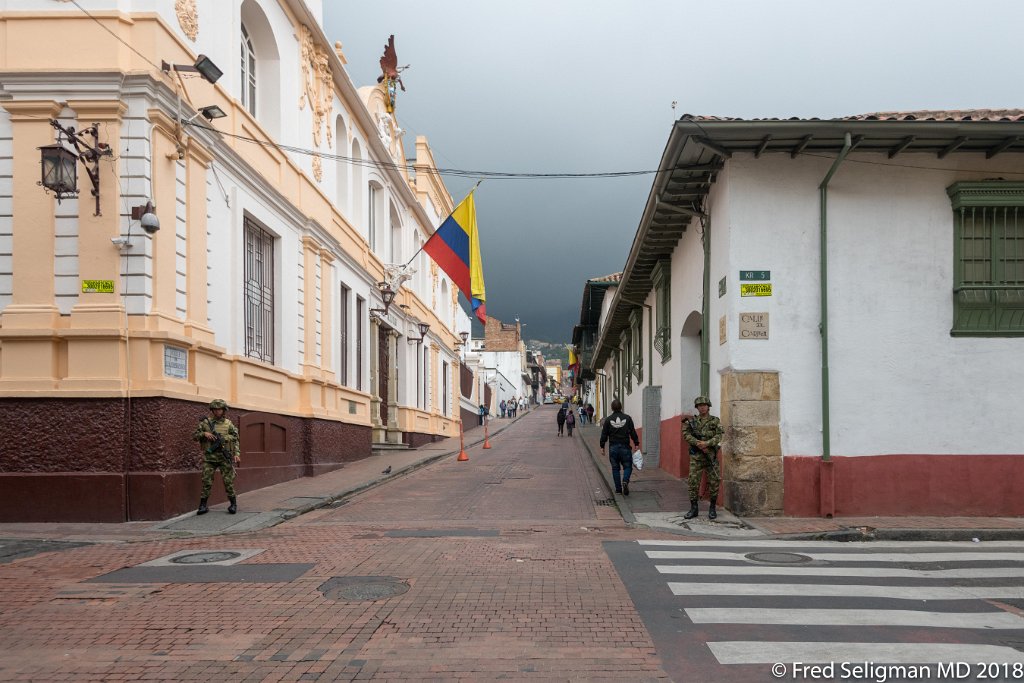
top-left (324, 0), bottom-right (1024, 342)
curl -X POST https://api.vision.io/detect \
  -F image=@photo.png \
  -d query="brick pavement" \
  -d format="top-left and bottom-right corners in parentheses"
top-left (0, 407), bottom-right (681, 681)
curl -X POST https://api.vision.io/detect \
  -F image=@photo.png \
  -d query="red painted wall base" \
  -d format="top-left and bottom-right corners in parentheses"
top-left (785, 453), bottom-right (1024, 517)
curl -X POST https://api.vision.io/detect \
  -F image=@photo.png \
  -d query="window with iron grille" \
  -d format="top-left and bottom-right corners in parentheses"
top-left (442, 360), bottom-right (450, 416)
top-left (243, 217), bottom-right (275, 362)
top-left (652, 260), bottom-right (671, 360)
top-left (629, 308), bottom-right (643, 382)
top-left (948, 182), bottom-right (1024, 336)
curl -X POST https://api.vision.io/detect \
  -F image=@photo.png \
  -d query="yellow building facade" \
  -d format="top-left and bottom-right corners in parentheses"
top-left (0, 1), bottom-right (466, 521)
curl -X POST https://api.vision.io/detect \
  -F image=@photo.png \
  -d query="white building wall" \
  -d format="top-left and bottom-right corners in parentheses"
top-left (723, 153), bottom-right (1024, 457)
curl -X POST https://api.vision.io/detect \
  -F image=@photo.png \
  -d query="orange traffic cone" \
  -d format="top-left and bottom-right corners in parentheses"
top-left (457, 422), bottom-right (469, 461)
top-left (482, 417), bottom-right (492, 449)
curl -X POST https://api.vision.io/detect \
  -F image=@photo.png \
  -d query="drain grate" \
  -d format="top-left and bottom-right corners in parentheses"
top-left (170, 551), bottom-right (242, 565)
top-left (318, 576), bottom-right (409, 601)
top-left (595, 498), bottom-right (616, 507)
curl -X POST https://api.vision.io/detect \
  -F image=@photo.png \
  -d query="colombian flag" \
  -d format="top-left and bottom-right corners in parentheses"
top-left (423, 191), bottom-right (487, 323)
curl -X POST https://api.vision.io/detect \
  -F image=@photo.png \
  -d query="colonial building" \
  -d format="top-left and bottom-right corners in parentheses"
top-left (589, 110), bottom-right (1024, 517)
top-left (0, 0), bottom-right (468, 521)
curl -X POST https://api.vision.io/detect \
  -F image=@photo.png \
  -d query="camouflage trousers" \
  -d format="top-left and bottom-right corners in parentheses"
top-left (201, 455), bottom-right (236, 498)
top-left (687, 449), bottom-right (720, 501)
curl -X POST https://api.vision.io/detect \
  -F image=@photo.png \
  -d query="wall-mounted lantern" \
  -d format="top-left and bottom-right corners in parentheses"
top-left (38, 120), bottom-right (111, 215)
top-left (370, 282), bottom-right (397, 318)
top-left (408, 321), bottom-right (430, 345)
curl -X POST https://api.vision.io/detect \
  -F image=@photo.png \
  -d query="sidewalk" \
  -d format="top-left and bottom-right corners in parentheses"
top-left (0, 414), bottom-right (521, 544)
top-left (575, 423), bottom-right (1024, 541)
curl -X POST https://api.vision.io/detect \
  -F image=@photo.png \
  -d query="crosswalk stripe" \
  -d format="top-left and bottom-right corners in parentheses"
top-left (707, 641), bottom-right (1023, 665)
top-left (667, 581), bottom-right (1024, 599)
top-left (687, 607), bottom-right (1024, 628)
top-left (639, 539), bottom-right (1024, 548)
top-left (647, 550), bottom-right (1024, 562)
top-left (655, 564), bottom-right (1024, 578)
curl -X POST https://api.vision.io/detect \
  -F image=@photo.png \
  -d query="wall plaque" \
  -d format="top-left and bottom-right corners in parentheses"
top-left (739, 312), bottom-right (769, 340)
top-left (164, 345), bottom-right (188, 379)
top-left (719, 315), bottom-right (727, 345)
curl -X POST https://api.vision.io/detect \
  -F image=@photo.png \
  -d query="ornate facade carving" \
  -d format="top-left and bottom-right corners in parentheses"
top-left (175, 0), bottom-right (198, 41)
top-left (299, 25), bottom-right (334, 182)
top-left (430, 261), bottom-right (438, 309)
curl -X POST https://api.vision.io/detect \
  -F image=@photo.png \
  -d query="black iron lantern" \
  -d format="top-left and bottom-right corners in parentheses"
top-left (39, 143), bottom-right (78, 199)
top-left (459, 331), bottom-right (469, 344)
top-left (418, 321), bottom-right (430, 338)
top-left (380, 284), bottom-right (396, 308)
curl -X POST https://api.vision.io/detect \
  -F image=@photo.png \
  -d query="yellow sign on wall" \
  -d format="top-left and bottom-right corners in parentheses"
top-left (740, 283), bottom-right (772, 297)
top-left (81, 280), bottom-right (115, 293)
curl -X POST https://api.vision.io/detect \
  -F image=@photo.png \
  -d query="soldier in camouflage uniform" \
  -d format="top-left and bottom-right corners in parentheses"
top-left (683, 395), bottom-right (723, 520)
top-left (193, 398), bottom-right (241, 515)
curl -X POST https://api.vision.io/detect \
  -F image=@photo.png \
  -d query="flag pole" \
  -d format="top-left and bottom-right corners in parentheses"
top-left (402, 180), bottom-right (483, 269)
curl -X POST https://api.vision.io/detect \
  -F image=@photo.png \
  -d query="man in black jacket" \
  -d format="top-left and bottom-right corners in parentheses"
top-left (599, 399), bottom-right (640, 496)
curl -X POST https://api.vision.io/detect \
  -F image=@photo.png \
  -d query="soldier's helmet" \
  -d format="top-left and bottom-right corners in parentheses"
top-left (694, 395), bottom-right (712, 408)
top-left (209, 398), bottom-right (229, 411)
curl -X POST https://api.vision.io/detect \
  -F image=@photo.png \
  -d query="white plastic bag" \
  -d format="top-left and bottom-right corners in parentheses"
top-left (632, 449), bottom-right (644, 470)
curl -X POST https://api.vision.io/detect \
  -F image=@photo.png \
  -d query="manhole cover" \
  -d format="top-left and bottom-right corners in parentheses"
top-left (745, 551), bottom-right (814, 564)
top-left (169, 551), bottom-right (242, 564)
top-left (318, 576), bottom-right (409, 601)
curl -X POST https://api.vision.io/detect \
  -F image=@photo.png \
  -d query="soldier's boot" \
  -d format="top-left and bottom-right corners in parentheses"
top-left (683, 500), bottom-right (699, 520)
top-left (227, 496), bottom-right (238, 514)
top-left (708, 499), bottom-right (717, 520)
top-left (197, 498), bottom-right (209, 515)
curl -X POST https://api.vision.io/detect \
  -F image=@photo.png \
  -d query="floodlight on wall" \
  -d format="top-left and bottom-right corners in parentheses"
top-left (369, 282), bottom-right (397, 317)
top-left (161, 54), bottom-right (224, 84)
top-left (408, 321), bottom-right (430, 345)
top-left (182, 105), bottom-right (226, 125)
top-left (39, 119), bottom-right (112, 216)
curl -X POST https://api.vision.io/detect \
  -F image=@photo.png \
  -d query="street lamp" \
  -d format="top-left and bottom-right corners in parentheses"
top-left (408, 321), bottom-right (430, 345)
top-left (38, 119), bottom-right (111, 215)
top-left (370, 282), bottom-right (397, 317)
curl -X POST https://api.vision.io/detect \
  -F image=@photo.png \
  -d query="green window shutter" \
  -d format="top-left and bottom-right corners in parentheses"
top-left (948, 183), bottom-right (1024, 336)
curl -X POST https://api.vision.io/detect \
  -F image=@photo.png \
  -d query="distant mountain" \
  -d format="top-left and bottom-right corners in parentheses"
top-left (526, 340), bottom-right (570, 365)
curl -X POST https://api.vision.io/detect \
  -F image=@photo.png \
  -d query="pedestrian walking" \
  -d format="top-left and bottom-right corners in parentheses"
top-left (193, 398), bottom-right (241, 515)
top-left (586, 403), bottom-right (595, 424)
top-left (683, 395), bottom-right (723, 520)
top-left (500, 399), bottom-right (507, 418)
top-left (599, 399), bottom-right (639, 496)
top-left (556, 402), bottom-right (566, 436)
top-left (565, 405), bottom-right (576, 436)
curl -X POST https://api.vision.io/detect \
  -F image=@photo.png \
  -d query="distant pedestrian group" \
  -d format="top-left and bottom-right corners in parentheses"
top-left (556, 401), bottom-right (576, 436)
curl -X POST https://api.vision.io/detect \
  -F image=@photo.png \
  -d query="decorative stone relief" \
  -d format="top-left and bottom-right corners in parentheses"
top-left (376, 112), bottom-right (393, 148)
top-left (175, 0), bottom-right (198, 41)
top-left (430, 262), bottom-right (438, 309)
top-left (299, 25), bottom-right (334, 182)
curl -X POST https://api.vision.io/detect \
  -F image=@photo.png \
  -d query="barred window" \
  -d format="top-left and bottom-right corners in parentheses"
top-left (652, 260), bottom-right (671, 360)
top-left (243, 217), bottom-right (275, 362)
top-left (948, 182), bottom-right (1024, 336)
top-left (356, 296), bottom-right (365, 390)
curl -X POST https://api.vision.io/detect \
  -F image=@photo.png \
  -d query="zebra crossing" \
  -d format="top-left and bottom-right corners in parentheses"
top-left (637, 539), bottom-right (1024, 668)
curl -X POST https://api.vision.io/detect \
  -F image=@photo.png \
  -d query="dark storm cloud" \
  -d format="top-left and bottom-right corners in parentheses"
top-left (325, 0), bottom-right (1023, 342)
